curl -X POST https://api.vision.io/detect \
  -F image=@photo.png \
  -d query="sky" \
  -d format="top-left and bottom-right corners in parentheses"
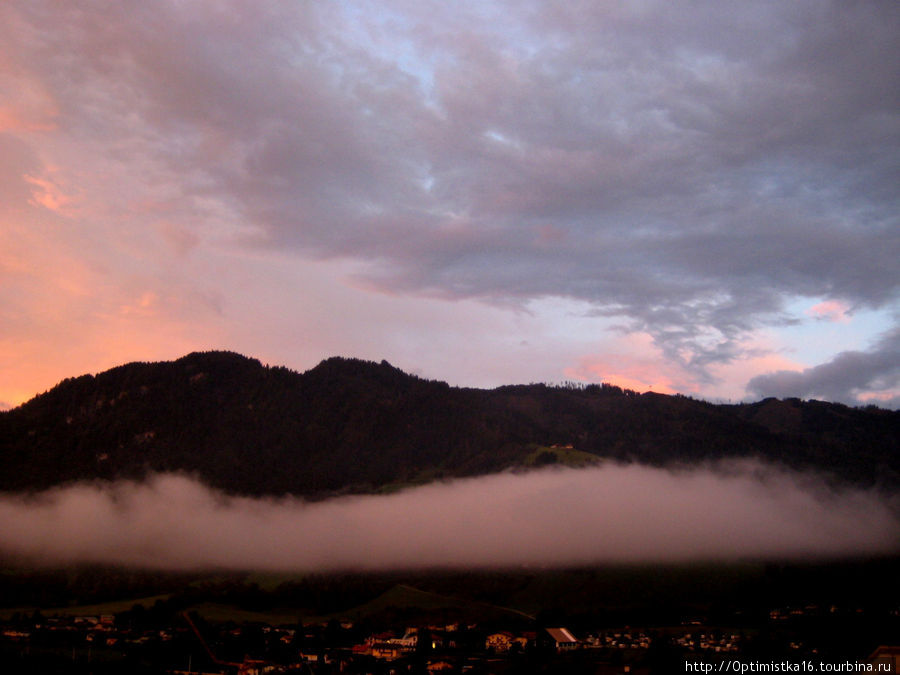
top-left (1, 0), bottom-right (898, 410)
top-left (2, 463), bottom-right (898, 570)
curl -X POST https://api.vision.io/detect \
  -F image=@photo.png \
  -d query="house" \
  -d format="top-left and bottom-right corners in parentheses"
top-left (545, 627), bottom-right (579, 651)
top-left (866, 646), bottom-right (900, 673)
top-left (387, 629), bottom-right (418, 648)
top-left (370, 643), bottom-right (408, 661)
top-left (427, 630), bottom-right (453, 649)
top-left (485, 631), bottom-right (515, 652)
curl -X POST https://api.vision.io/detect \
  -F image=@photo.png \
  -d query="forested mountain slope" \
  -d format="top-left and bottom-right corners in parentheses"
top-left (1, 351), bottom-right (896, 496)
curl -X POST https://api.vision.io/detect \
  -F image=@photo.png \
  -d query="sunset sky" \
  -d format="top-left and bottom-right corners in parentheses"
top-left (2, 0), bottom-right (898, 410)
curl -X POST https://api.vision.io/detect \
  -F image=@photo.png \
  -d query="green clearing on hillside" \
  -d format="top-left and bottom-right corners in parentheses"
top-left (522, 444), bottom-right (603, 468)
top-left (0, 594), bottom-right (173, 620)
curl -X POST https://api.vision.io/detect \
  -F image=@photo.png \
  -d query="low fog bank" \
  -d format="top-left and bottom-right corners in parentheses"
top-left (0, 461), bottom-right (897, 571)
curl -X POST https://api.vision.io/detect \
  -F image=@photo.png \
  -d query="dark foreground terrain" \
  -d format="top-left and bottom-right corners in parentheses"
top-left (1, 559), bottom-right (898, 673)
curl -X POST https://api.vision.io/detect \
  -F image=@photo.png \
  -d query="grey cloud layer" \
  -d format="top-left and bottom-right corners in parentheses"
top-left (748, 327), bottom-right (900, 406)
top-left (2, 1), bottom-right (898, 392)
top-left (0, 464), bottom-right (897, 571)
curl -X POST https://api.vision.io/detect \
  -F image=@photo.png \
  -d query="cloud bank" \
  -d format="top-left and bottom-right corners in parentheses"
top-left (748, 327), bottom-right (900, 407)
top-left (1, 463), bottom-right (896, 571)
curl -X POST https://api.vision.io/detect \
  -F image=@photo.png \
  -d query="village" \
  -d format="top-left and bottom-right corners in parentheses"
top-left (0, 608), bottom-right (762, 674)
top-left (5, 605), bottom-right (890, 675)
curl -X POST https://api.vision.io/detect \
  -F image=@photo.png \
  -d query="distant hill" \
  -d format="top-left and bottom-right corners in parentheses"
top-left (0, 351), bottom-right (897, 497)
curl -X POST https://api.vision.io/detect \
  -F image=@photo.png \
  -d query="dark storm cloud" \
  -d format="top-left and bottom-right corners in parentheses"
top-left (2, 1), bottom-right (898, 388)
top-left (748, 327), bottom-right (900, 406)
top-left (1, 463), bottom-right (897, 571)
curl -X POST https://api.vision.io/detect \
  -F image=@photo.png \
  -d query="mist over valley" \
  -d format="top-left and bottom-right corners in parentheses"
top-left (1, 462), bottom-right (898, 571)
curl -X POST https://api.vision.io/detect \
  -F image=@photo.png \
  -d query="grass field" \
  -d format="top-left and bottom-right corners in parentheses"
top-left (522, 444), bottom-right (603, 468)
top-left (0, 593), bottom-right (173, 620)
top-left (1, 556), bottom-right (897, 629)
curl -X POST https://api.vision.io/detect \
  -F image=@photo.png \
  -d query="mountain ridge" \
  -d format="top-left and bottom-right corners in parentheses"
top-left (1, 350), bottom-right (897, 497)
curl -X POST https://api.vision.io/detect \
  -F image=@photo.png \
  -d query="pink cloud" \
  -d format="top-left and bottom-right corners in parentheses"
top-left (807, 300), bottom-right (850, 323)
top-left (567, 332), bottom-right (813, 403)
top-left (0, 65), bottom-right (59, 133)
top-left (24, 172), bottom-right (79, 214)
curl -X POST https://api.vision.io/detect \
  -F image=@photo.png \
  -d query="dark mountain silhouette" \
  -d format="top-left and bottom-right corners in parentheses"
top-left (0, 351), bottom-right (897, 497)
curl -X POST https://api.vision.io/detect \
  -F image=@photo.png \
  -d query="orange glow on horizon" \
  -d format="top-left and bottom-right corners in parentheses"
top-left (598, 373), bottom-right (677, 395)
top-left (856, 390), bottom-right (900, 404)
top-left (564, 332), bottom-right (684, 395)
